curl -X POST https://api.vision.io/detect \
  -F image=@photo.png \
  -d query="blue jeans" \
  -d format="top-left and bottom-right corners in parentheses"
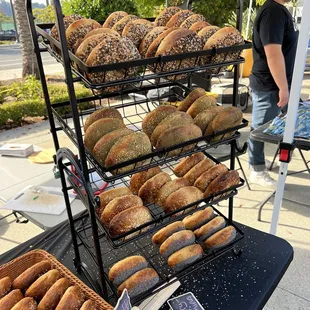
top-left (248, 90), bottom-right (281, 172)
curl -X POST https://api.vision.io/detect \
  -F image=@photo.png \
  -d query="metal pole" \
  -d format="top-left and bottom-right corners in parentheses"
top-left (10, 0), bottom-right (19, 43)
top-left (270, 0), bottom-right (310, 235)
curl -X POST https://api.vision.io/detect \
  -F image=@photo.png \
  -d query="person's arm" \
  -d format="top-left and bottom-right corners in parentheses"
top-left (264, 44), bottom-right (289, 107)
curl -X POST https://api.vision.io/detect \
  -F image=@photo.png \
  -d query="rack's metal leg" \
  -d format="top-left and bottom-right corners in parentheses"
top-left (236, 156), bottom-right (251, 191)
top-left (298, 148), bottom-right (310, 174)
top-left (257, 191), bottom-right (276, 222)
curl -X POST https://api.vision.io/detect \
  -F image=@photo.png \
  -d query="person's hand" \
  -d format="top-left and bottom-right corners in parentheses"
top-left (277, 88), bottom-right (289, 107)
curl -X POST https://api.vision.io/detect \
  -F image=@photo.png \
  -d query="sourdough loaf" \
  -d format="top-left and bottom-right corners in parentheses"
top-left (194, 106), bottom-right (224, 133)
top-left (80, 300), bottom-right (96, 310)
top-left (177, 88), bottom-right (206, 112)
top-left (11, 298), bottom-right (37, 310)
top-left (0, 289), bottom-right (23, 310)
top-left (0, 276), bottom-right (11, 299)
top-left (55, 286), bottom-right (85, 310)
top-left (187, 94), bottom-right (217, 118)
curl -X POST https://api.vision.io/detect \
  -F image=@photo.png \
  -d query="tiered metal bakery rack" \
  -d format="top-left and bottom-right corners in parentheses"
top-left (26, 0), bottom-right (251, 305)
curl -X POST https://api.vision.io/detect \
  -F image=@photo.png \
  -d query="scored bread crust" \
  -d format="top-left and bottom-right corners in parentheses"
top-left (102, 11), bottom-right (128, 28)
top-left (11, 298), bottom-right (37, 310)
top-left (51, 14), bottom-right (82, 41)
top-left (187, 95), bottom-right (217, 118)
top-left (204, 226), bottom-right (236, 250)
top-left (189, 21), bottom-right (211, 33)
top-left (80, 300), bottom-right (96, 310)
top-left (84, 27), bottom-right (120, 40)
top-left (182, 206), bottom-right (214, 231)
top-left (139, 26), bottom-right (167, 57)
top-left (152, 221), bottom-right (185, 245)
top-left (180, 14), bottom-right (205, 29)
top-left (194, 106), bottom-right (224, 133)
top-left (112, 15), bottom-right (139, 35)
top-left (166, 10), bottom-right (194, 28)
top-left (0, 289), bottom-right (23, 310)
top-left (177, 88), bottom-right (206, 112)
top-left (174, 152), bottom-right (205, 177)
top-left (198, 25), bottom-right (220, 45)
top-left (194, 216), bottom-right (226, 241)
top-left (184, 158), bottom-right (215, 185)
top-left (0, 277), bottom-right (11, 299)
top-left (130, 167), bottom-right (162, 194)
top-left (54, 286), bottom-right (85, 310)
top-left (154, 7), bottom-right (182, 26)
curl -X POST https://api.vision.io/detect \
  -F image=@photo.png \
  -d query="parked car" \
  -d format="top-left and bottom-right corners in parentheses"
top-left (0, 30), bottom-right (16, 41)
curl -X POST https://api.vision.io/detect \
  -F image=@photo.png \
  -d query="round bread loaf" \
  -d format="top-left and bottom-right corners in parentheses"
top-left (105, 132), bottom-right (152, 174)
top-left (177, 88), bottom-right (206, 112)
top-left (54, 286), bottom-right (85, 310)
top-left (112, 15), bottom-right (139, 35)
top-left (0, 277), bottom-right (11, 299)
top-left (166, 10), bottom-right (194, 28)
top-left (198, 25), bottom-right (220, 45)
top-left (51, 14), bottom-right (82, 41)
top-left (168, 244), bottom-right (203, 271)
top-left (204, 226), bottom-right (236, 250)
top-left (84, 107), bottom-right (123, 132)
top-left (101, 194), bottom-right (143, 226)
top-left (65, 19), bottom-right (101, 52)
top-left (0, 290), bottom-right (23, 310)
top-left (155, 124), bottom-right (202, 156)
top-left (182, 206), bottom-right (214, 231)
top-left (138, 172), bottom-right (171, 204)
top-left (84, 118), bottom-right (125, 152)
top-left (194, 106), bottom-right (224, 133)
top-left (102, 11), bottom-right (128, 28)
top-left (80, 300), bottom-right (96, 310)
top-left (184, 158), bottom-right (215, 185)
top-left (139, 26), bottom-right (167, 57)
top-left (142, 105), bottom-right (177, 138)
top-left (180, 14), bottom-right (205, 29)
top-left (160, 230), bottom-right (195, 258)
top-left (37, 278), bottom-right (70, 310)
top-left (204, 170), bottom-right (239, 199)
top-left (156, 178), bottom-right (190, 207)
top-left (163, 186), bottom-right (203, 214)
top-left (173, 152), bottom-right (205, 177)
top-left (151, 111), bottom-right (193, 146)
top-left (122, 19), bottom-right (154, 47)
top-left (84, 27), bottom-right (120, 40)
top-left (108, 256), bottom-right (148, 287)
top-left (194, 216), bottom-right (226, 241)
top-left (130, 167), bottom-right (162, 194)
top-left (145, 27), bottom-right (178, 58)
top-left (152, 221), bottom-right (185, 245)
top-left (117, 268), bottom-right (159, 298)
top-left (154, 7), bottom-right (182, 26)
top-left (11, 298), bottom-right (37, 310)
top-left (189, 21), bottom-right (211, 33)
top-left (187, 95), bottom-right (217, 118)
top-left (194, 164), bottom-right (228, 192)
top-left (93, 128), bottom-right (133, 166)
top-left (109, 206), bottom-right (152, 237)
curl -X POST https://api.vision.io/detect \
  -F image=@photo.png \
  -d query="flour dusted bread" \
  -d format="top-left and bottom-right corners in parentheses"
top-left (152, 221), bottom-right (185, 245)
top-left (0, 289), bottom-right (23, 310)
top-left (155, 7), bottom-right (181, 26)
top-left (122, 19), bottom-right (153, 47)
top-left (173, 152), bottom-right (205, 177)
top-left (11, 298), bottom-right (37, 310)
top-left (0, 276), bottom-right (11, 298)
top-left (108, 256), bottom-right (148, 287)
top-left (83, 27), bottom-right (120, 40)
top-left (166, 10), bottom-right (194, 28)
top-left (80, 300), bottom-right (96, 310)
top-left (130, 167), bottom-right (162, 194)
top-left (182, 206), bottom-right (214, 231)
top-left (204, 226), bottom-right (236, 250)
top-left (112, 15), bottom-right (139, 35)
top-left (139, 26), bottom-right (167, 57)
top-left (102, 11), bottom-right (128, 28)
top-left (180, 14), bottom-right (205, 29)
top-left (195, 216), bottom-right (226, 241)
top-left (187, 95), bottom-right (217, 118)
top-left (190, 21), bottom-right (211, 33)
top-left (184, 158), bottom-right (215, 185)
top-left (51, 14), bottom-right (82, 41)
top-left (198, 26), bottom-right (220, 45)
top-left (194, 106), bottom-right (224, 133)
top-left (177, 88), bottom-right (206, 112)
top-left (55, 286), bottom-right (85, 310)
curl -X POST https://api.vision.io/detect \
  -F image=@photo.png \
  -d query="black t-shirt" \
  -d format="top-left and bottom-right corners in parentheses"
top-left (250, 0), bottom-right (299, 91)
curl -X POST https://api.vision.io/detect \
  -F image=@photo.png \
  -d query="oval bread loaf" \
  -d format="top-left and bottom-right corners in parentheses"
top-left (80, 300), bottom-right (96, 310)
top-left (0, 289), bottom-right (23, 310)
top-left (204, 226), bottom-right (236, 250)
top-left (184, 158), bottom-right (215, 185)
top-left (182, 206), bottom-right (214, 231)
top-left (166, 10), bottom-right (194, 28)
top-left (139, 26), bottom-right (167, 57)
top-left (55, 286), bottom-right (85, 310)
top-left (98, 187), bottom-right (132, 213)
top-left (83, 27), bottom-right (120, 40)
top-left (108, 256), bottom-right (148, 287)
top-left (102, 11), bottom-right (128, 28)
top-left (173, 152), bottom-right (205, 177)
top-left (152, 221), bottom-right (185, 245)
top-left (130, 167), bottom-right (162, 194)
top-left (11, 297), bottom-right (37, 310)
top-left (187, 95), bottom-right (217, 118)
top-left (112, 15), bottom-right (139, 35)
top-left (0, 276), bottom-right (12, 299)
top-left (194, 106), bottom-right (224, 133)
top-left (177, 88), bottom-right (206, 112)
top-left (189, 21), bottom-right (211, 33)
top-left (195, 216), bottom-right (226, 241)
top-left (198, 25), bottom-right (220, 45)
top-left (154, 7), bottom-right (182, 26)
top-left (122, 19), bottom-right (153, 47)
top-left (51, 15), bottom-right (82, 41)
top-left (180, 14), bottom-right (205, 29)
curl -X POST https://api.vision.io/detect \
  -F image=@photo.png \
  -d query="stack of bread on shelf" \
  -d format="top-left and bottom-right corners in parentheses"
top-left (0, 261), bottom-right (96, 310)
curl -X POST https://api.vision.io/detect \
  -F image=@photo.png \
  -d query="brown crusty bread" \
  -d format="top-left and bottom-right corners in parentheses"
top-left (189, 21), bottom-right (211, 33)
top-left (80, 300), bottom-right (96, 310)
top-left (55, 286), bottom-right (85, 310)
top-left (101, 194), bottom-right (143, 226)
top-left (180, 14), bottom-right (205, 29)
top-left (139, 26), bottom-right (167, 57)
top-left (102, 11), bottom-right (128, 28)
top-left (151, 111), bottom-right (194, 146)
top-left (204, 170), bottom-right (240, 199)
top-left (156, 178), bottom-right (190, 207)
top-left (204, 226), bottom-right (236, 250)
top-left (194, 106), bottom-right (224, 133)
top-left (130, 167), bottom-right (162, 194)
top-left (37, 278), bottom-right (70, 310)
top-left (160, 230), bottom-right (195, 258)
top-left (173, 152), bottom-right (205, 177)
top-left (109, 206), bottom-right (152, 237)
top-left (84, 27), bottom-right (120, 40)
top-left (142, 105), bottom-right (177, 138)
top-left (93, 128), bottom-right (133, 166)
top-left (182, 206), bottom-right (214, 231)
top-left (51, 15), bottom-right (82, 42)
top-left (0, 276), bottom-right (11, 299)
top-left (138, 172), bottom-right (171, 204)
top-left (166, 10), bottom-right (194, 28)
top-left (13, 261), bottom-right (52, 290)
top-left (117, 268), bottom-right (159, 298)
top-left (184, 158), bottom-right (215, 185)
top-left (11, 297), bottom-right (37, 310)
top-left (84, 107), bottom-right (123, 132)
top-left (152, 221), bottom-right (185, 245)
top-left (0, 289), bottom-right (23, 310)
top-left (154, 7), bottom-right (182, 26)
top-left (65, 19), bottom-right (101, 52)
top-left (163, 186), bottom-right (203, 214)
top-left (194, 164), bottom-right (228, 192)
top-left (105, 132), bottom-right (152, 174)
top-left (84, 118), bottom-right (125, 152)
top-left (25, 269), bottom-right (60, 300)
top-left (108, 256), bottom-right (148, 287)
top-left (168, 244), bottom-right (203, 271)
top-left (195, 216), bottom-right (226, 241)
top-left (112, 15), bottom-right (139, 35)
top-left (122, 19), bottom-right (153, 47)
top-left (177, 88), bottom-right (206, 112)
top-left (187, 95), bottom-right (217, 118)
top-left (155, 124), bottom-right (202, 156)
top-left (198, 25), bottom-right (220, 45)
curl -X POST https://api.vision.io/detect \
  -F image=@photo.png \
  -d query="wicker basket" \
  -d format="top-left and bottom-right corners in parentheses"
top-left (0, 249), bottom-right (113, 310)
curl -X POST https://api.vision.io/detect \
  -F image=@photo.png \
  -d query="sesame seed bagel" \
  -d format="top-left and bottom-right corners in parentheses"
top-left (139, 26), bottom-right (167, 57)
top-left (130, 167), bottom-right (162, 194)
top-left (152, 221), bottom-right (185, 245)
top-left (189, 21), bottom-right (211, 33)
top-left (84, 27), bottom-right (120, 40)
top-left (112, 15), bottom-right (139, 35)
top-left (102, 11), bottom-right (128, 28)
top-left (184, 158), bottom-right (215, 185)
top-left (180, 14), bottom-right (205, 29)
top-left (166, 10), bottom-right (194, 28)
top-left (51, 14), bottom-right (82, 41)
top-left (182, 206), bottom-right (214, 231)
top-left (173, 152), bottom-right (205, 177)
top-left (154, 7), bottom-right (182, 26)
top-left (194, 216), bottom-right (226, 241)
top-left (198, 25), bottom-right (220, 45)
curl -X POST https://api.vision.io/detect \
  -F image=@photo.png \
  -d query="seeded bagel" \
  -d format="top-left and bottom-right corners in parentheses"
top-left (183, 206), bottom-right (214, 231)
top-left (204, 226), bottom-right (236, 250)
top-left (195, 216), bottom-right (226, 241)
top-left (198, 25), bottom-right (220, 45)
top-left (139, 26), bottom-right (167, 57)
top-left (187, 94), bottom-right (217, 118)
top-left (177, 88), bottom-right (206, 112)
top-left (154, 7), bottom-right (182, 26)
top-left (130, 167), bottom-right (162, 194)
top-left (180, 14), bottom-right (205, 29)
top-left (194, 106), bottom-right (224, 133)
top-left (102, 11), bottom-right (128, 28)
top-left (173, 152), bottom-right (205, 177)
top-left (51, 14), bottom-right (82, 41)
top-left (152, 221), bottom-right (185, 245)
top-left (112, 15), bottom-right (139, 35)
top-left (166, 10), bottom-right (194, 28)
top-left (184, 158), bottom-right (215, 185)
top-left (84, 27), bottom-right (120, 40)
top-left (189, 21), bottom-right (211, 33)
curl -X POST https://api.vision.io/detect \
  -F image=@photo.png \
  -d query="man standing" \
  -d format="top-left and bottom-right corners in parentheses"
top-left (248, 0), bottom-right (299, 187)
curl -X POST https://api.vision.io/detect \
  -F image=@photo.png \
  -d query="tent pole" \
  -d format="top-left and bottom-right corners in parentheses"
top-left (270, 0), bottom-right (310, 235)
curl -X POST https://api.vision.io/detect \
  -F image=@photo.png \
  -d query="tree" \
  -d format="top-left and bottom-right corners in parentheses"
top-left (33, 5), bottom-right (55, 24)
top-left (14, 0), bottom-right (39, 78)
top-left (0, 11), bottom-right (13, 23)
